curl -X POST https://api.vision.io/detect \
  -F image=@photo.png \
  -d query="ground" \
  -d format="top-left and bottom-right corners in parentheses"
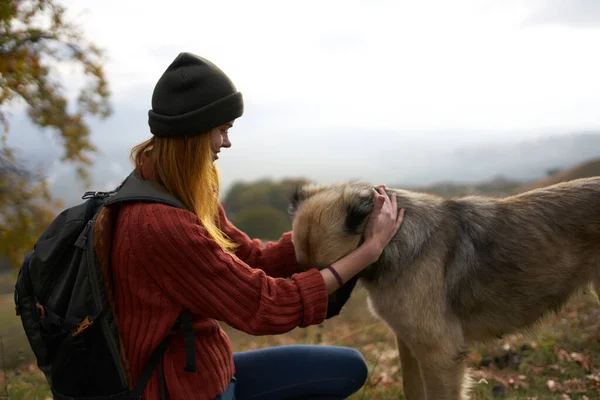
top-left (1, 274), bottom-right (599, 399)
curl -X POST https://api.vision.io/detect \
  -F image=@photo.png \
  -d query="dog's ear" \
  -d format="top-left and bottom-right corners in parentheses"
top-left (345, 190), bottom-right (375, 234)
top-left (288, 183), bottom-right (330, 218)
top-left (288, 185), bottom-right (304, 218)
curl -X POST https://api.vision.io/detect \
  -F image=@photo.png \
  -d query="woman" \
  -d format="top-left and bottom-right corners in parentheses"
top-left (111, 52), bottom-right (405, 400)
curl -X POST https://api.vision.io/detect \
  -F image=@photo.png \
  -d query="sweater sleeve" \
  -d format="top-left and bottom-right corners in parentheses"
top-left (135, 204), bottom-right (328, 335)
top-left (216, 205), bottom-right (309, 278)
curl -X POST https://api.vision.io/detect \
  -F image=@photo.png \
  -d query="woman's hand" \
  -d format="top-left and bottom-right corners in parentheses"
top-left (363, 187), bottom-right (405, 257)
top-left (321, 187), bottom-right (405, 294)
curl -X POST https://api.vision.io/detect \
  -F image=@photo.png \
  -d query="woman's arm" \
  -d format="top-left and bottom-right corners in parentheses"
top-left (136, 204), bottom-right (327, 335)
top-left (218, 187), bottom-right (403, 296)
top-left (134, 189), bottom-right (403, 334)
top-left (216, 184), bottom-right (395, 279)
top-left (321, 187), bottom-right (405, 294)
top-left (216, 205), bottom-right (305, 278)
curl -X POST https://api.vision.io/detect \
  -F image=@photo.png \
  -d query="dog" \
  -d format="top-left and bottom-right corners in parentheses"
top-left (288, 176), bottom-right (600, 400)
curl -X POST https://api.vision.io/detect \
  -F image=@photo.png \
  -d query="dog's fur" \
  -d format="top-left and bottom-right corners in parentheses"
top-left (288, 177), bottom-right (600, 400)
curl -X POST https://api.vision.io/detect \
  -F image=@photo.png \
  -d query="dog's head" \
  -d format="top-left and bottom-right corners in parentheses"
top-left (288, 182), bottom-right (377, 269)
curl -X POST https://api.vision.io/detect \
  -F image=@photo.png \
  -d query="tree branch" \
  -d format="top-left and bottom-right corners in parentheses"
top-left (0, 30), bottom-right (57, 57)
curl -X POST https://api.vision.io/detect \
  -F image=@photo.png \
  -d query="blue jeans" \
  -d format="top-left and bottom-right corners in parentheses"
top-left (215, 345), bottom-right (369, 400)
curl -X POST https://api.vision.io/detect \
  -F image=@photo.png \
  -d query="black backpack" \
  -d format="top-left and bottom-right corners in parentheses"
top-left (13, 170), bottom-right (197, 400)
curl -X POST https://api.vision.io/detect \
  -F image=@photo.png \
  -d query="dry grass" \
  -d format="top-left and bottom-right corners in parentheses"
top-left (0, 271), bottom-right (16, 296)
top-left (2, 283), bottom-right (600, 399)
top-left (222, 288), bottom-right (600, 400)
top-left (0, 292), bottom-right (35, 371)
top-left (511, 157), bottom-right (600, 194)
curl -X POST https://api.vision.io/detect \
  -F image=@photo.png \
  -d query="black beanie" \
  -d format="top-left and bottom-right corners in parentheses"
top-left (148, 52), bottom-right (244, 137)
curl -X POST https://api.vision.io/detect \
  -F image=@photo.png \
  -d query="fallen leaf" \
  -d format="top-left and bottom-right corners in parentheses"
top-left (530, 366), bottom-right (545, 374)
top-left (585, 371), bottom-right (600, 382)
top-left (549, 364), bottom-right (567, 373)
top-left (570, 352), bottom-right (592, 372)
top-left (562, 378), bottom-right (587, 394)
top-left (557, 349), bottom-right (571, 362)
top-left (378, 349), bottom-right (398, 362)
top-left (471, 365), bottom-right (529, 390)
top-left (547, 379), bottom-right (559, 392)
top-left (566, 311), bottom-right (578, 319)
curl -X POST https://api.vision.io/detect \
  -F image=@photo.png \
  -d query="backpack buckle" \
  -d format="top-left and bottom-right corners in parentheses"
top-left (72, 316), bottom-right (94, 337)
top-left (82, 191), bottom-right (115, 200)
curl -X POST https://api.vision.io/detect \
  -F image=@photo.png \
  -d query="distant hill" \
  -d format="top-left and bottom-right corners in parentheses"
top-left (511, 157), bottom-right (600, 194)
top-left (10, 129), bottom-right (600, 207)
top-left (430, 132), bottom-right (600, 185)
top-left (406, 175), bottom-right (524, 198)
top-left (408, 157), bottom-right (600, 198)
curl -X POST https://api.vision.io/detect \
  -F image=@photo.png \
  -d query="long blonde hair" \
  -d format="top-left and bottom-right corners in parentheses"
top-left (130, 134), bottom-right (238, 253)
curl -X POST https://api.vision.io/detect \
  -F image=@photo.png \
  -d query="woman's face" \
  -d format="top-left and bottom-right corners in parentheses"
top-left (209, 121), bottom-right (233, 161)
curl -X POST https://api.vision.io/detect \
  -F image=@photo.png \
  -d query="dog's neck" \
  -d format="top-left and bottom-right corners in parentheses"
top-left (359, 190), bottom-right (445, 284)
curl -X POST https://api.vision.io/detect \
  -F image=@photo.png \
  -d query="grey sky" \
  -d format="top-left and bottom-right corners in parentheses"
top-left (525, 0), bottom-right (600, 27)
top-left (6, 0), bottom-right (600, 199)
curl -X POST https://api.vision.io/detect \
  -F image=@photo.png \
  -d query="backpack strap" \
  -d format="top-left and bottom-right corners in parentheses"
top-left (129, 333), bottom-right (174, 399)
top-left (104, 170), bottom-right (187, 210)
top-left (170, 309), bottom-right (196, 373)
top-left (158, 357), bottom-right (166, 400)
top-left (103, 169), bottom-right (198, 395)
top-left (180, 310), bottom-right (196, 372)
top-left (127, 309), bottom-right (195, 400)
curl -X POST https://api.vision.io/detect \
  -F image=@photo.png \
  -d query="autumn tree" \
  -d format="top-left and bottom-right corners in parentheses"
top-left (0, 0), bottom-right (111, 268)
top-left (222, 178), bottom-right (311, 217)
top-left (222, 178), bottom-right (311, 241)
top-left (0, 154), bottom-right (61, 267)
top-left (234, 206), bottom-right (292, 241)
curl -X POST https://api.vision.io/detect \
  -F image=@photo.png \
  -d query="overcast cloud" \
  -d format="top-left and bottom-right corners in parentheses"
top-left (6, 0), bottom-right (600, 200)
top-left (525, 0), bottom-right (600, 27)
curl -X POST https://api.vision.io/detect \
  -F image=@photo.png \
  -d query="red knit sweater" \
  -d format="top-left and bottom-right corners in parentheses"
top-left (111, 202), bottom-right (328, 400)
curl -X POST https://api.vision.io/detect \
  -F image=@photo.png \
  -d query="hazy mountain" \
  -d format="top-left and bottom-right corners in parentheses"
top-left (10, 129), bottom-right (600, 207)
top-left (439, 132), bottom-right (600, 183)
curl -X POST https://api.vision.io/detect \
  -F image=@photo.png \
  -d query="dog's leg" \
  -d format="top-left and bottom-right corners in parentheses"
top-left (396, 336), bottom-right (425, 400)
top-left (414, 347), bottom-right (470, 400)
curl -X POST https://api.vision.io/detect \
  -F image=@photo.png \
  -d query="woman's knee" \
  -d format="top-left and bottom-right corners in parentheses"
top-left (302, 345), bottom-right (368, 385)
top-left (339, 347), bottom-right (369, 388)
top-left (232, 344), bottom-right (369, 398)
